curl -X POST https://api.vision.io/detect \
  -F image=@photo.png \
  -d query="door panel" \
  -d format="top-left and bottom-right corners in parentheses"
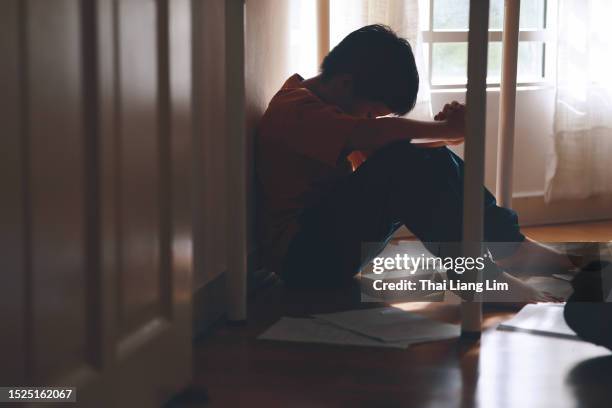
top-left (116, 0), bottom-right (163, 334)
top-left (0, 0), bottom-right (26, 385)
top-left (0, 0), bottom-right (194, 406)
top-left (27, 0), bottom-right (88, 383)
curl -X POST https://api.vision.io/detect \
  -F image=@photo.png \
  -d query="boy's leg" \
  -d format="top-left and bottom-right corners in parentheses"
top-left (281, 141), bottom-right (523, 288)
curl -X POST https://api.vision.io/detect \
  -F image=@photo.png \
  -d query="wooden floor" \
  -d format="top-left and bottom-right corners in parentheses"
top-left (522, 220), bottom-right (612, 242)
top-left (191, 221), bottom-right (612, 408)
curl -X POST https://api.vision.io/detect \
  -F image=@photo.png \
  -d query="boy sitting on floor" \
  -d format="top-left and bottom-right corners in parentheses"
top-left (255, 24), bottom-right (578, 302)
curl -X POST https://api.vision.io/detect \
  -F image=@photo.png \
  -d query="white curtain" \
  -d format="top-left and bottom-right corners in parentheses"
top-left (329, 0), bottom-right (432, 119)
top-left (545, 0), bottom-right (612, 201)
top-left (288, 0), bottom-right (319, 78)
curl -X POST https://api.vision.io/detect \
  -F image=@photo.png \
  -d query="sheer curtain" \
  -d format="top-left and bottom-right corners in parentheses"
top-left (545, 0), bottom-right (612, 201)
top-left (328, 0), bottom-right (432, 119)
top-left (288, 0), bottom-right (319, 78)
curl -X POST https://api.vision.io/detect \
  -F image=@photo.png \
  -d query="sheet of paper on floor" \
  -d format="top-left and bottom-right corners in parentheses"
top-left (258, 317), bottom-right (414, 349)
top-left (552, 273), bottom-right (573, 282)
top-left (313, 307), bottom-right (460, 343)
top-left (498, 304), bottom-right (578, 339)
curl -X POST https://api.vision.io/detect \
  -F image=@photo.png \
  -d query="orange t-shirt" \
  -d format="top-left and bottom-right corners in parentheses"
top-left (256, 74), bottom-right (365, 273)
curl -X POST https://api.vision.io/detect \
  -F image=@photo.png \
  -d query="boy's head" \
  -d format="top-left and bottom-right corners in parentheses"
top-left (321, 24), bottom-right (419, 117)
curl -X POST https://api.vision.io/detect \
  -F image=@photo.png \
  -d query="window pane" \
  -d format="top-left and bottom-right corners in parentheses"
top-left (489, 0), bottom-right (504, 30)
top-left (431, 42), bottom-right (544, 85)
top-left (518, 0), bottom-right (546, 29)
top-left (517, 42), bottom-right (544, 81)
top-left (433, 0), bottom-right (545, 30)
top-left (431, 43), bottom-right (467, 85)
top-left (432, 0), bottom-right (470, 30)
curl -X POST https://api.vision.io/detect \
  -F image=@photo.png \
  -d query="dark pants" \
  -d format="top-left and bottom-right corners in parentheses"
top-left (281, 141), bottom-right (525, 289)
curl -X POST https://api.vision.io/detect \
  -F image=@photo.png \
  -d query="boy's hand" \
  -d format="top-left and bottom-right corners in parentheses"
top-left (434, 101), bottom-right (464, 121)
top-left (419, 101), bottom-right (464, 147)
top-left (434, 101), bottom-right (466, 140)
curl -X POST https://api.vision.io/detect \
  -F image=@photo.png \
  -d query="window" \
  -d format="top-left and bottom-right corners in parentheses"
top-left (423, 0), bottom-right (554, 89)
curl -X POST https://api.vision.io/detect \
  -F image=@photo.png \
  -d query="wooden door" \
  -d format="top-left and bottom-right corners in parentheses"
top-left (0, 0), bottom-right (194, 406)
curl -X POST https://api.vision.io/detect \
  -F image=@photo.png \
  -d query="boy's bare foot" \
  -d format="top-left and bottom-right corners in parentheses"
top-left (497, 239), bottom-right (602, 278)
top-left (483, 272), bottom-right (563, 309)
top-left (496, 238), bottom-right (576, 274)
top-left (449, 271), bottom-right (563, 310)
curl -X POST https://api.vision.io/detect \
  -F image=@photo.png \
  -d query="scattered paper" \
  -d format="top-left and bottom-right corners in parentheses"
top-left (313, 307), bottom-right (460, 343)
top-left (498, 304), bottom-right (578, 339)
top-left (258, 317), bottom-right (413, 349)
top-left (552, 273), bottom-right (574, 282)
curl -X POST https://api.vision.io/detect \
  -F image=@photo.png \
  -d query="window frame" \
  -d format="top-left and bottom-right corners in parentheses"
top-left (423, 0), bottom-right (556, 90)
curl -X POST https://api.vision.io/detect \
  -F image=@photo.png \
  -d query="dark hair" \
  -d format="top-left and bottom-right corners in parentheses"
top-left (321, 24), bottom-right (419, 116)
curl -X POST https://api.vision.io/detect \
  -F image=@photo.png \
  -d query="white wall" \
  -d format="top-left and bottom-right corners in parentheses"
top-left (191, 0), bottom-right (319, 325)
top-left (245, 0), bottom-right (291, 260)
top-left (245, 0), bottom-right (319, 263)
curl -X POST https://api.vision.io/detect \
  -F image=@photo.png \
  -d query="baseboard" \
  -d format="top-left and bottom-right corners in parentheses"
top-left (247, 246), bottom-right (275, 294)
top-left (512, 192), bottom-right (612, 226)
top-left (192, 272), bottom-right (227, 339)
top-left (394, 192), bottom-right (612, 239)
top-left (192, 249), bottom-right (274, 338)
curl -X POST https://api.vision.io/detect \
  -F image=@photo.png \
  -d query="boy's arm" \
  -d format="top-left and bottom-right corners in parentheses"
top-left (347, 103), bottom-right (466, 151)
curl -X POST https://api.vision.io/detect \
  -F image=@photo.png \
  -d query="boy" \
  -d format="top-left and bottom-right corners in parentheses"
top-left (256, 24), bottom-right (577, 301)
